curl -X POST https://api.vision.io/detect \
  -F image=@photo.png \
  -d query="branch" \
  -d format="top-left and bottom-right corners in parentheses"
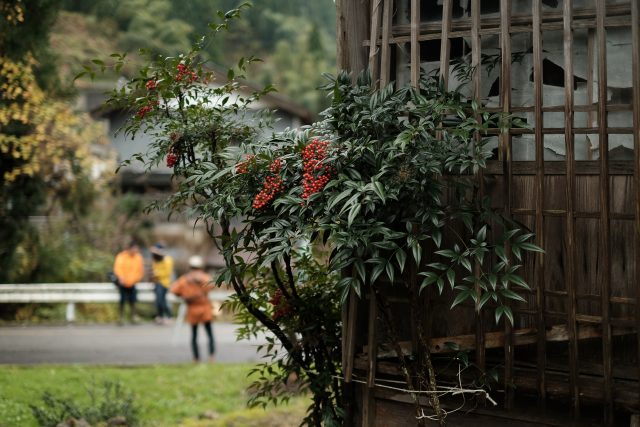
top-left (271, 261), bottom-right (292, 299)
top-left (282, 252), bottom-right (300, 300)
top-left (220, 218), bottom-right (309, 371)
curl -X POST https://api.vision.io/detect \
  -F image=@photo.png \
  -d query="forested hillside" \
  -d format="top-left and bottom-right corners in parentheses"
top-left (58, 0), bottom-right (337, 112)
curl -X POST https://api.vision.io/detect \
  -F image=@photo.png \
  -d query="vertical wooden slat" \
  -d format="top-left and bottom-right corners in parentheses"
top-left (563, 0), bottom-right (580, 418)
top-left (500, 0), bottom-right (514, 410)
top-left (596, 2), bottom-right (613, 425)
top-left (344, 289), bottom-right (358, 384)
top-left (340, 287), bottom-right (358, 426)
top-left (630, 0), bottom-right (640, 412)
top-left (380, 0), bottom-right (393, 87)
top-left (336, 0), bottom-right (370, 76)
top-left (532, 0), bottom-right (547, 409)
top-left (470, 0), bottom-right (485, 376)
top-left (410, 0), bottom-right (420, 88)
top-left (364, 290), bottom-right (378, 427)
top-left (586, 29), bottom-right (596, 159)
top-left (369, 0), bottom-right (383, 84)
top-left (439, 0), bottom-right (453, 88)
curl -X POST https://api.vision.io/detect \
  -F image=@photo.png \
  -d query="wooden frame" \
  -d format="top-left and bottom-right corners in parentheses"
top-left (338, 1), bottom-right (640, 425)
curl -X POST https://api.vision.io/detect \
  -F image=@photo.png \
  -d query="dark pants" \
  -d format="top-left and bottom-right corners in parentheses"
top-left (191, 322), bottom-right (215, 360)
top-left (154, 284), bottom-right (172, 318)
top-left (118, 285), bottom-right (137, 321)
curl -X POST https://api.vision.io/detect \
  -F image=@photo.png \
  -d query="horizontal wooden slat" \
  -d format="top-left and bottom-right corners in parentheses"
top-left (364, 324), bottom-right (635, 358)
top-left (486, 160), bottom-right (634, 175)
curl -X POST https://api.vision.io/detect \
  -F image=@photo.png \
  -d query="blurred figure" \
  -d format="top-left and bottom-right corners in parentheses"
top-left (113, 241), bottom-right (144, 324)
top-left (170, 255), bottom-right (216, 362)
top-left (150, 243), bottom-right (174, 324)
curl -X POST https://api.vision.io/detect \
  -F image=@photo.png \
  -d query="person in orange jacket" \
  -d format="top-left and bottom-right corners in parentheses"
top-left (171, 255), bottom-right (216, 362)
top-left (113, 241), bottom-right (144, 324)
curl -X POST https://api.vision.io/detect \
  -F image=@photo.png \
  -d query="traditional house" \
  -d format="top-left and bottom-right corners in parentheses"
top-left (79, 72), bottom-right (315, 271)
top-left (336, 0), bottom-right (639, 425)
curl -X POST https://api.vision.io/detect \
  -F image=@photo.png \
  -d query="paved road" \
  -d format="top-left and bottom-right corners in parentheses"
top-left (0, 322), bottom-right (268, 365)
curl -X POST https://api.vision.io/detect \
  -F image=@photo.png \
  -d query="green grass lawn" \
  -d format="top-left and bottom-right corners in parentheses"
top-left (0, 364), bottom-right (308, 427)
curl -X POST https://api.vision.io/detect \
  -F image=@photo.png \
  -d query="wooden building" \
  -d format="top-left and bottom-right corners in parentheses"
top-left (336, 0), bottom-right (640, 425)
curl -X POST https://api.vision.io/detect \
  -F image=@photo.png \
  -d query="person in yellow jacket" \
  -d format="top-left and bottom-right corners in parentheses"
top-left (171, 255), bottom-right (215, 362)
top-left (113, 241), bottom-right (144, 324)
top-left (150, 243), bottom-right (174, 324)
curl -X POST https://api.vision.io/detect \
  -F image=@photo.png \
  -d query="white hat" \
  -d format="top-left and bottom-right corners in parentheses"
top-left (188, 255), bottom-right (204, 269)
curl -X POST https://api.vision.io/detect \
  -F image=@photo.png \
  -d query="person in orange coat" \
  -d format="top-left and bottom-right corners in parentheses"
top-left (113, 241), bottom-right (144, 324)
top-left (171, 255), bottom-right (216, 362)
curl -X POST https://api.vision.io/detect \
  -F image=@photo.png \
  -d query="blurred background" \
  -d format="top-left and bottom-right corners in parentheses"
top-left (0, 0), bottom-right (336, 324)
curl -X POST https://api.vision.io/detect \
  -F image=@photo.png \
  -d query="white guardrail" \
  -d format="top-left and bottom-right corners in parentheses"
top-left (0, 282), bottom-right (234, 322)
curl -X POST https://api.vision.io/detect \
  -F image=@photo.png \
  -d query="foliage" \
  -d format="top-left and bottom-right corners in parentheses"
top-left (95, 3), bottom-right (542, 425)
top-left (228, 254), bottom-right (342, 425)
top-left (58, 0), bottom-right (336, 112)
top-left (30, 380), bottom-right (139, 427)
top-left (0, 364), bottom-right (308, 427)
top-left (91, 6), bottom-right (344, 425)
top-left (0, 5), bottom-right (118, 284)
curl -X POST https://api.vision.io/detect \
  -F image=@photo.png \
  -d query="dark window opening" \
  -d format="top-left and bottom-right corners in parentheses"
top-left (528, 58), bottom-right (587, 89)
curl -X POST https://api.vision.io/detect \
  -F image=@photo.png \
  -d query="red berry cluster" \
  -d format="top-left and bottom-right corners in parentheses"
top-left (269, 289), bottom-right (292, 321)
top-left (166, 148), bottom-right (179, 167)
top-left (176, 63), bottom-right (198, 83)
top-left (137, 105), bottom-right (153, 118)
top-left (301, 139), bottom-right (334, 200)
top-left (235, 154), bottom-right (255, 174)
top-left (252, 158), bottom-right (284, 209)
top-left (145, 79), bottom-right (157, 90)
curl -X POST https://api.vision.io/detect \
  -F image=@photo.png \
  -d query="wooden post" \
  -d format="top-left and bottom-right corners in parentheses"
top-left (410, 0), bottom-right (420, 88)
top-left (500, 0), bottom-right (514, 410)
top-left (532, 0), bottom-right (548, 410)
top-left (563, 0), bottom-right (581, 418)
top-left (380, 0), bottom-right (393, 87)
top-left (630, 0), bottom-right (640, 414)
top-left (596, 2), bottom-right (613, 425)
top-left (369, 0), bottom-right (383, 83)
top-left (336, 0), bottom-right (370, 76)
top-left (470, 0), bottom-right (486, 377)
top-left (438, 0), bottom-right (452, 88)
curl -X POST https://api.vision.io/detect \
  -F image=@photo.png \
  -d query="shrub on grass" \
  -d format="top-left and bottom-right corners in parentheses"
top-left (30, 380), bottom-right (139, 427)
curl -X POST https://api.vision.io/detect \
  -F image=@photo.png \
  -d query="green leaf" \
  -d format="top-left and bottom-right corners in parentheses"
top-left (385, 262), bottom-right (395, 283)
top-left (500, 288), bottom-right (526, 302)
top-left (476, 225), bottom-right (487, 242)
top-left (372, 181), bottom-right (386, 201)
top-left (370, 260), bottom-right (387, 284)
top-left (495, 245), bottom-right (508, 263)
top-left (354, 259), bottom-right (366, 284)
top-left (451, 289), bottom-right (472, 308)
top-left (478, 291), bottom-right (493, 310)
top-left (419, 272), bottom-right (439, 293)
top-left (520, 242), bottom-right (545, 253)
top-left (508, 274), bottom-right (530, 289)
top-left (410, 240), bottom-right (422, 266)
top-left (395, 249), bottom-right (407, 274)
top-left (460, 257), bottom-right (472, 273)
top-left (494, 305), bottom-right (514, 325)
top-left (435, 249), bottom-right (456, 259)
top-left (328, 188), bottom-right (353, 210)
top-left (347, 203), bottom-right (361, 227)
top-left (446, 269), bottom-right (455, 288)
top-left (432, 230), bottom-right (442, 248)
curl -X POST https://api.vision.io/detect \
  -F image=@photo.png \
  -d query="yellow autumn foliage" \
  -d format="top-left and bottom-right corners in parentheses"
top-left (0, 56), bottom-right (113, 186)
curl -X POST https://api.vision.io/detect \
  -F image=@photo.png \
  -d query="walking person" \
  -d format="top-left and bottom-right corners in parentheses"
top-left (150, 243), bottom-right (174, 324)
top-left (170, 255), bottom-right (216, 362)
top-left (113, 240), bottom-right (144, 325)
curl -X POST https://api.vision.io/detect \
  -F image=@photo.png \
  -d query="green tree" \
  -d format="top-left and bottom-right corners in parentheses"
top-left (0, 1), bottom-right (115, 283)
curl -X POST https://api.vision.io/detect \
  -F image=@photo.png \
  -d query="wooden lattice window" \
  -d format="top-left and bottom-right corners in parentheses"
top-left (338, 0), bottom-right (640, 424)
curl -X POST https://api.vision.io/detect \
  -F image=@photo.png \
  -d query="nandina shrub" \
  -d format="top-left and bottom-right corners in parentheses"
top-left (91, 5), bottom-right (541, 424)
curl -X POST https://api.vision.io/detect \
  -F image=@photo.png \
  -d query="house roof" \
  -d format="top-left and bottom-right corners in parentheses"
top-left (82, 67), bottom-right (317, 125)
